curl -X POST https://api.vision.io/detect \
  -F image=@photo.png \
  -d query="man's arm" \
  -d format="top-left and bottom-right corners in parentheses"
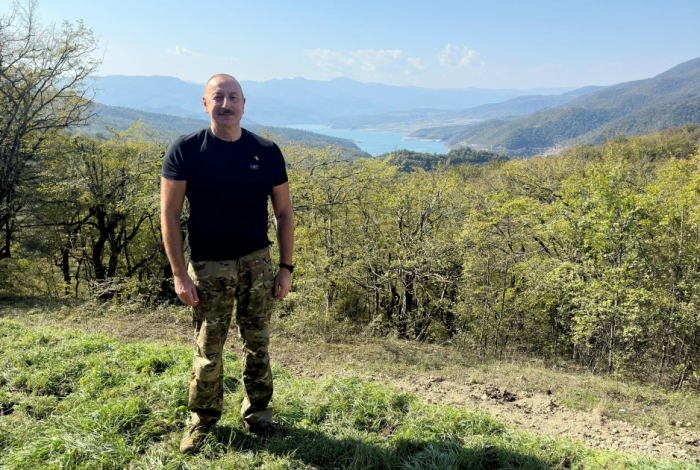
top-left (270, 182), bottom-right (294, 299)
top-left (161, 177), bottom-right (199, 306)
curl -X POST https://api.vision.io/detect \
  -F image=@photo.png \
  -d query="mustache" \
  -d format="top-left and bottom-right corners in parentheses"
top-left (218, 109), bottom-right (236, 115)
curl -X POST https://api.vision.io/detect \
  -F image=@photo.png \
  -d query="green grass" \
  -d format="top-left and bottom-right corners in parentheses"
top-left (269, 330), bottom-right (700, 442)
top-left (0, 319), bottom-right (693, 469)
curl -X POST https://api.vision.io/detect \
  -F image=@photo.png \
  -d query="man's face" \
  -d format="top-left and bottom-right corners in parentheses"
top-left (202, 77), bottom-right (246, 128)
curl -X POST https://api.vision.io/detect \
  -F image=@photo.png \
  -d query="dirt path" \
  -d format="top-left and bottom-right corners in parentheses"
top-left (395, 377), bottom-right (697, 462)
top-left (273, 342), bottom-right (700, 464)
top-left (10, 309), bottom-right (700, 464)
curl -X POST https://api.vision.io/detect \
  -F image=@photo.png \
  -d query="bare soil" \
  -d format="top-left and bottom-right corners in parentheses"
top-left (273, 341), bottom-right (700, 463)
top-left (6, 305), bottom-right (700, 464)
top-left (396, 378), bottom-right (698, 462)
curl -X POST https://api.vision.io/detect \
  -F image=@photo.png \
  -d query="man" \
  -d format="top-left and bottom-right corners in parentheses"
top-left (160, 74), bottom-right (294, 454)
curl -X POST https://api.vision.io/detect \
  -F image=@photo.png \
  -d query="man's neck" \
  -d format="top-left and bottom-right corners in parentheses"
top-left (210, 124), bottom-right (243, 142)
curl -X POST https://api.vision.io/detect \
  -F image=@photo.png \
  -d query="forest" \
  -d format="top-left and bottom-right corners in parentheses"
top-left (2, 2), bottom-right (700, 394)
top-left (4, 118), bottom-right (700, 390)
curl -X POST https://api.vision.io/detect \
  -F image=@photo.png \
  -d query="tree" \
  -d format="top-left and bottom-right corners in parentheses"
top-left (0, 0), bottom-right (99, 259)
top-left (31, 128), bottom-right (164, 298)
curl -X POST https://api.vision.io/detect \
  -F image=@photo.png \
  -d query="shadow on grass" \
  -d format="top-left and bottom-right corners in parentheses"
top-left (210, 423), bottom-right (565, 470)
top-left (0, 294), bottom-right (57, 308)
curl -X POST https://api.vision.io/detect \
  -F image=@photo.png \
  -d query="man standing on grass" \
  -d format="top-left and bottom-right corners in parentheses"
top-left (160, 73), bottom-right (294, 454)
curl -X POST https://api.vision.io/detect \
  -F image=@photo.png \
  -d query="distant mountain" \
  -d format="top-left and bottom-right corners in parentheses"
top-left (81, 103), bottom-right (211, 139)
top-left (240, 77), bottom-right (576, 122)
top-left (327, 86), bottom-right (606, 132)
top-left (456, 86), bottom-right (576, 96)
top-left (141, 105), bottom-right (212, 121)
top-left (77, 104), bottom-right (369, 158)
top-left (574, 95), bottom-right (700, 145)
top-left (92, 75), bottom-right (202, 113)
top-left (408, 58), bottom-right (700, 156)
top-left (91, 75), bottom-right (579, 126)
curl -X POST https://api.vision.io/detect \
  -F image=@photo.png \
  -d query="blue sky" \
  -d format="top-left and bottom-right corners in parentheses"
top-left (2, 0), bottom-right (698, 89)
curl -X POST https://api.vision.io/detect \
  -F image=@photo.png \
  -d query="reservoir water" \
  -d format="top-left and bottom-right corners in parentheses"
top-left (284, 124), bottom-right (448, 155)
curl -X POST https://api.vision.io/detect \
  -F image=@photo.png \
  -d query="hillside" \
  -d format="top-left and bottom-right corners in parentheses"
top-left (1, 302), bottom-right (698, 467)
top-left (409, 57), bottom-right (700, 156)
top-left (575, 95), bottom-right (700, 145)
top-left (327, 86), bottom-right (605, 132)
top-left (81, 103), bottom-right (212, 138)
top-left (447, 107), bottom-right (619, 155)
top-left (79, 104), bottom-right (370, 158)
top-left (409, 118), bottom-right (514, 143)
top-left (6, 116), bottom-right (700, 467)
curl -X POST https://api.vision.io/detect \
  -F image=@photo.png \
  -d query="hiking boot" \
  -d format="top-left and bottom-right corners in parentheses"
top-left (245, 421), bottom-right (286, 440)
top-left (179, 424), bottom-right (211, 454)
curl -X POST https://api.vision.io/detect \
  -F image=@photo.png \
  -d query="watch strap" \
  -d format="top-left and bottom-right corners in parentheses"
top-left (279, 262), bottom-right (294, 274)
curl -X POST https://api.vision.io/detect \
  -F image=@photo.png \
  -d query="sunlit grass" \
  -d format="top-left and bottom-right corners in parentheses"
top-left (0, 319), bottom-right (693, 469)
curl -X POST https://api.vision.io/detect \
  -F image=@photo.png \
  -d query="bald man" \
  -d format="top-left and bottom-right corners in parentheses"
top-left (161, 74), bottom-right (293, 454)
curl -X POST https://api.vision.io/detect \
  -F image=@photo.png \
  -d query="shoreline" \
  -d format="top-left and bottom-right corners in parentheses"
top-left (281, 124), bottom-right (450, 154)
top-left (402, 137), bottom-right (444, 142)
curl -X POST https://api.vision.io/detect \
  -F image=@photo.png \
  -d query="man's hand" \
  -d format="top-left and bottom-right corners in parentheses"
top-left (175, 274), bottom-right (199, 306)
top-left (273, 268), bottom-right (291, 300)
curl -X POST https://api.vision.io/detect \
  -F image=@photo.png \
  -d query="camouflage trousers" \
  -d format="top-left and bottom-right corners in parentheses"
top-left (187, 247), bottom-right (276, 430)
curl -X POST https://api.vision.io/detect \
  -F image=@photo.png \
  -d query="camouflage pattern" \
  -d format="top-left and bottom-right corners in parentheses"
top-left (186, 247), bottom-right (275, 431)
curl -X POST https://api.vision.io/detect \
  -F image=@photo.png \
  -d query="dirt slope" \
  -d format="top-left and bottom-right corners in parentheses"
top-left (274, 343), bottom-right (700, 464)
top-left (393, 377), bottom-right (698, 462)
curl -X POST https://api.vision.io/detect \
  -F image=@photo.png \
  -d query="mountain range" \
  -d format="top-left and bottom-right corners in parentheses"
top-left (327, 86), bottom-right (606, 132)
top-left (87, 57), bottom-right (700, 157)
top-left (407, 57), bottom-right (700, 156)
top-left (90, 75), bottom-right (574, 126)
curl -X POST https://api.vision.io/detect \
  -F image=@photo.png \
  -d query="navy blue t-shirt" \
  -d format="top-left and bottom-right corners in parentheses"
top-left (162, 128), bottom-right (288, 262)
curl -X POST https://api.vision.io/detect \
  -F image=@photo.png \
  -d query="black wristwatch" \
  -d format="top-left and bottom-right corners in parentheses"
top-left (279, 262), bottom-right (294, 274)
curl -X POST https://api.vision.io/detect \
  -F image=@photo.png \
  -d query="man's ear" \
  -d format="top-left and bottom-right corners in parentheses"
top-left (202, 96), bottom-right (209, 114)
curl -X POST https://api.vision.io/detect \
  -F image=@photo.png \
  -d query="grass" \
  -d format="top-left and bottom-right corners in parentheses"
top-left (269, 329), bottom-right (700, 441)
top-left (0, 317), bottom-right (695, 469)
top-left (4, 296), bottom-right (699, 443)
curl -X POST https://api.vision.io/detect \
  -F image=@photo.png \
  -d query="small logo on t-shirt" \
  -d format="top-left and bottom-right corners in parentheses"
top-left (250, 165), bottom-right (259, 170)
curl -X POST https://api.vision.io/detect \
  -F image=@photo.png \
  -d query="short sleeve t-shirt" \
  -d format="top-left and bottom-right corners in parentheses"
top-left (162, 127), bottom-right (288, 262)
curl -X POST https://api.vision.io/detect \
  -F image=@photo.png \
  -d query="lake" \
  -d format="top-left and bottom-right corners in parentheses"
top-left (284, 124), bottom-right (448, 155)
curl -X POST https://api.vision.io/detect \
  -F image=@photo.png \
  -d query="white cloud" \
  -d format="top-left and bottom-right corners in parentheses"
top-left (305, 48), bottom-right (425, 79)
top-left (438, 44), bottom-right (481, 68)
top-left (166, 45), bottom-right (237, 62)
top-left (351, 49), bottom-right (402, 71)
top-left (407, 57), bottom-right (425, 70)
top-left (304, 48), bottom-right (355, 72)
top-left (166, 45), bottom-right (196, 56)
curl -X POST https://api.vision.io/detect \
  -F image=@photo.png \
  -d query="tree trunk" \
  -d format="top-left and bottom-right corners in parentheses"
top-left (61, 247), bottom-right (71, 296)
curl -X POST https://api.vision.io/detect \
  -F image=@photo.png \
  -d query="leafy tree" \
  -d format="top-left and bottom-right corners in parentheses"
top-left (382, 147), bottom-right (508, 172)
top-left (31, 127), bottom-right (164, 298)
top-left (0, 0), bottom-right (99, 259)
